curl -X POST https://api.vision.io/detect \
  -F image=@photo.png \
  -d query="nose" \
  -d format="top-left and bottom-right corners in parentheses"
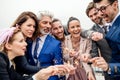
top-left (98, 10), bottom-right (104, 17)
top-left (24, 41), bottom-right (27, 47)
top-left (92, 15), bottom-right (97, 20)
top-left (58, 28), bottom-right (62, 32)
top-left (74, 26), bottom-right (78, 30)
top-left (46, 23), bottom-right (51, 28)
top-left (31, 26), bottom-right (35, 31)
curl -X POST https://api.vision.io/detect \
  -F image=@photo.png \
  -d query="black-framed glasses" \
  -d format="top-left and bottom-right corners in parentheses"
top-left (96, 3), bottom-right (112, 12)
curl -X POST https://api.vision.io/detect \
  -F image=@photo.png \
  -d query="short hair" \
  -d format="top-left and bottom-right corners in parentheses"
top-left (93, 0), bottom-right (117, 4)
top-left (86, 2), bottom-right (96, 17)
top-left (37, 11), bottom-right (54, 20)
top-left (52, 18), bottom-right (60, 23)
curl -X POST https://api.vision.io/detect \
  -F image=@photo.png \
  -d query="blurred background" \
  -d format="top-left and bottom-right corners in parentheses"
top-left (0, 0), bottom-right (120, 29)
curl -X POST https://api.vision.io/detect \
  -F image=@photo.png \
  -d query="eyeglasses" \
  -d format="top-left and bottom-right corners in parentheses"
top-left (96, 3), bottom-right (112, 13)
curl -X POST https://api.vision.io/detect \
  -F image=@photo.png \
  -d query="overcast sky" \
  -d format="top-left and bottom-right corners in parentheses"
top-left (0, 0), bottom-right (120, 29)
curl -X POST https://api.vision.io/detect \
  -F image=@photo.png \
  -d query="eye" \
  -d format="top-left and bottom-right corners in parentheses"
top-left (100, 6), bottom-right (106, 11)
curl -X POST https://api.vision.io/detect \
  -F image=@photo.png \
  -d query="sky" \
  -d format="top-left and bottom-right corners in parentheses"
top-left (0, 0), bottom-right (120, 29)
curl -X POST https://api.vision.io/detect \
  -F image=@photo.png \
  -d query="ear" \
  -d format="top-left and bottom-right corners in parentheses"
top-left (113, 1), bottom-right (118, 9)
top-left (5, 43), bottom-right (12, 50)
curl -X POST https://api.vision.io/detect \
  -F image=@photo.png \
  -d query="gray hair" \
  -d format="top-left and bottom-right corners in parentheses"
top-left (37, 11), bottom-right (54, 20)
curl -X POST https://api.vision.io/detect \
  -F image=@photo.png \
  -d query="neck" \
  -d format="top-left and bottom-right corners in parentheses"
top-left (7, 51), bottom-right (16, 60)
top-left (71, 36), bottom-right (80, 42)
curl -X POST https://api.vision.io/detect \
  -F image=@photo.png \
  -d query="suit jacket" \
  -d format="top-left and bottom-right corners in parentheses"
top-left (0, 52), bottom-right (33, 80)
top-left (26, 34), bottom-right (63, 80)
top-left (81, 24), bottom-right (111, 62)
top-left (63, 35), bottom-right (92, 73)
top-left (105, 15), bottom-right (120, 78)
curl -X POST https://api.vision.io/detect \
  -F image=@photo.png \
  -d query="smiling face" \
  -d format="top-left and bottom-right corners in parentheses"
top-left (52, 21), bottom-right (64, 41)
top-left (88, 8), bottom-right (103, 24)
top-left (95, 0), bottom-right (118, 23)
top-left (68, 20), bottom-right (81, 38)
top-left (20, 18), bottom-right (35, 38)
top-left (39, 16), bottom-right (52, 35)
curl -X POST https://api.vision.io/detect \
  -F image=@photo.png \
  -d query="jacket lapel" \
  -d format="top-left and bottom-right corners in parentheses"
top-left (39, 35), bottom-right (51, 55)
top-left (106, 15), bottom-right (120, 38)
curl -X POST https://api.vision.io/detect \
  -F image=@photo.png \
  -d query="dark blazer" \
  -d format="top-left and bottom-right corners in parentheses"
top-left (105, 15), bottom-right (120, 78)
top-left (81, 24), bottom-right (111, 62)
top-left (91, 24), bottom-right (111, 62)
top-left (0, 52), bottom-right (33, 80)
top-left (26, 34), bottom-right (63, 80)
top-left (14, 56), bottom-right (41, 75)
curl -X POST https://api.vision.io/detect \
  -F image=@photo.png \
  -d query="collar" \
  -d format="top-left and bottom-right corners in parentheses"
top-left (40, 34), bottom-right (48, 42)
top-left (110, 12), bottom-right (120, 26)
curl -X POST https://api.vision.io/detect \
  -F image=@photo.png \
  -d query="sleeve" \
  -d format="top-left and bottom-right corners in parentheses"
top-left (80, 29), bottom-right (94, 39)
top-left (82, 39), bottom-right (93, 73)
top-left (0, 56), bottom-right (10, 80)
top-left (107, 63), bottom-right (120, 76)
top-left (53, 42), bottom-right (63, 65)
top-left (90, 41), bottom-right (99, 58)
top-left (14, 56), bottom-right (41, 75)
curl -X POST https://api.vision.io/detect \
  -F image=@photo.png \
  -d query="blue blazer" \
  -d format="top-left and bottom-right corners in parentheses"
top-left (105, 15), bottom-right (120, 78)
top-left (26, 35), bottom-right (63, 80)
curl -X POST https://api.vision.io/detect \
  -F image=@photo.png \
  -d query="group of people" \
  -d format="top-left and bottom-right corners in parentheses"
top-left (0, 0), bottom-right (120, 80)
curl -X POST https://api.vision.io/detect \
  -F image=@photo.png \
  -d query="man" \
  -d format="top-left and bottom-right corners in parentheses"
top-left (81, 2), bottom-right (112, 80)
top-left (90, 0), bottom-right (120, 79)
top-left (82, 2), bottom-right (111, 62)
top-left (51, 18), bottom-right (65, 42)
top-left (26, 11), bottom-right (64, 80)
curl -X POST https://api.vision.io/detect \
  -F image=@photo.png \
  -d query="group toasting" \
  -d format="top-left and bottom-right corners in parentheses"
top-left (0, 0), bottom-right (120, 80)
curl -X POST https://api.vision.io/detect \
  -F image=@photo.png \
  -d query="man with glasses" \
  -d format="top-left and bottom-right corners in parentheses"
top-left (81, 2), bottom-right (112, 80)
top-left (90, 0), bottom-right (120, 80)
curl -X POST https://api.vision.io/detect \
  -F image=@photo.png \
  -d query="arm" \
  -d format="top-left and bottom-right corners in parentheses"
top-left (81, 29), bottom-right (94, 39)
top-left (14, 56), bottom-right (41, 75)
top-left (90, 41), bottom-right (99, 58)
top-left (90, 57), bottom-right (120, 76)
top-left (0, 56), bottom-right (10, 80)
top-left (53, 42), bottom-right (63, 65)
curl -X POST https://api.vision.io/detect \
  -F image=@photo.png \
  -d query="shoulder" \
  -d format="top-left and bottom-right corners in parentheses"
top-left (81, 37), bottom-right (91, 43)
top-left (0, 52), bottom-right (8, 68)
top-left (47, 35), bottom-right (61, 43)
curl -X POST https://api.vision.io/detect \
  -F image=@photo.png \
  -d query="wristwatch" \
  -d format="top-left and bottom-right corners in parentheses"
top-left (107, 67), bottom-right (111, 74)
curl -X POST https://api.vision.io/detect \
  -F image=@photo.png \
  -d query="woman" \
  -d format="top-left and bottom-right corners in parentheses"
top-left (12, 11), bottom-right (41, 75)
top-left (63, 17), bottom-right (95, 80)
top-left (0, 27), bottom-right (76, 80)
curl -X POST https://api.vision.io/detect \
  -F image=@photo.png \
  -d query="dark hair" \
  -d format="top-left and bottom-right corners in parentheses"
top-left (86, 2), bottom-right (96, 17)
top-left (12, 11), bottom-right (39, 40)
top-left (93, 0), bottom-right (117, 4)
top-left (52, 18), bottom-right (60, 23)
top-left (67, 17), bottom-right (80, 29)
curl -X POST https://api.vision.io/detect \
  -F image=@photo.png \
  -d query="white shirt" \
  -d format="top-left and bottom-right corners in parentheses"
top-left (32, 34), bottom-right (48, 65)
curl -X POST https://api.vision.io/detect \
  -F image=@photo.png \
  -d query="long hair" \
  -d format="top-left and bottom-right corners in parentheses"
top-left (11, 11), bottom-right (40, 40)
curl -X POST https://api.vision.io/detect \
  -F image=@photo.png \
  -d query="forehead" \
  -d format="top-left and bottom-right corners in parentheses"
top-left (69, 20), bottom-right (80, 25)
top-left (13, 32), bottom-right (24, 40)
top-left (40, 16), bottom-right (52, 22)
top-left (96, 0), bottom-right (109, 8)
top-left (53, 21), bottom-right (62, 26)
top-left (89, 8), bottom-right (97, 15)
